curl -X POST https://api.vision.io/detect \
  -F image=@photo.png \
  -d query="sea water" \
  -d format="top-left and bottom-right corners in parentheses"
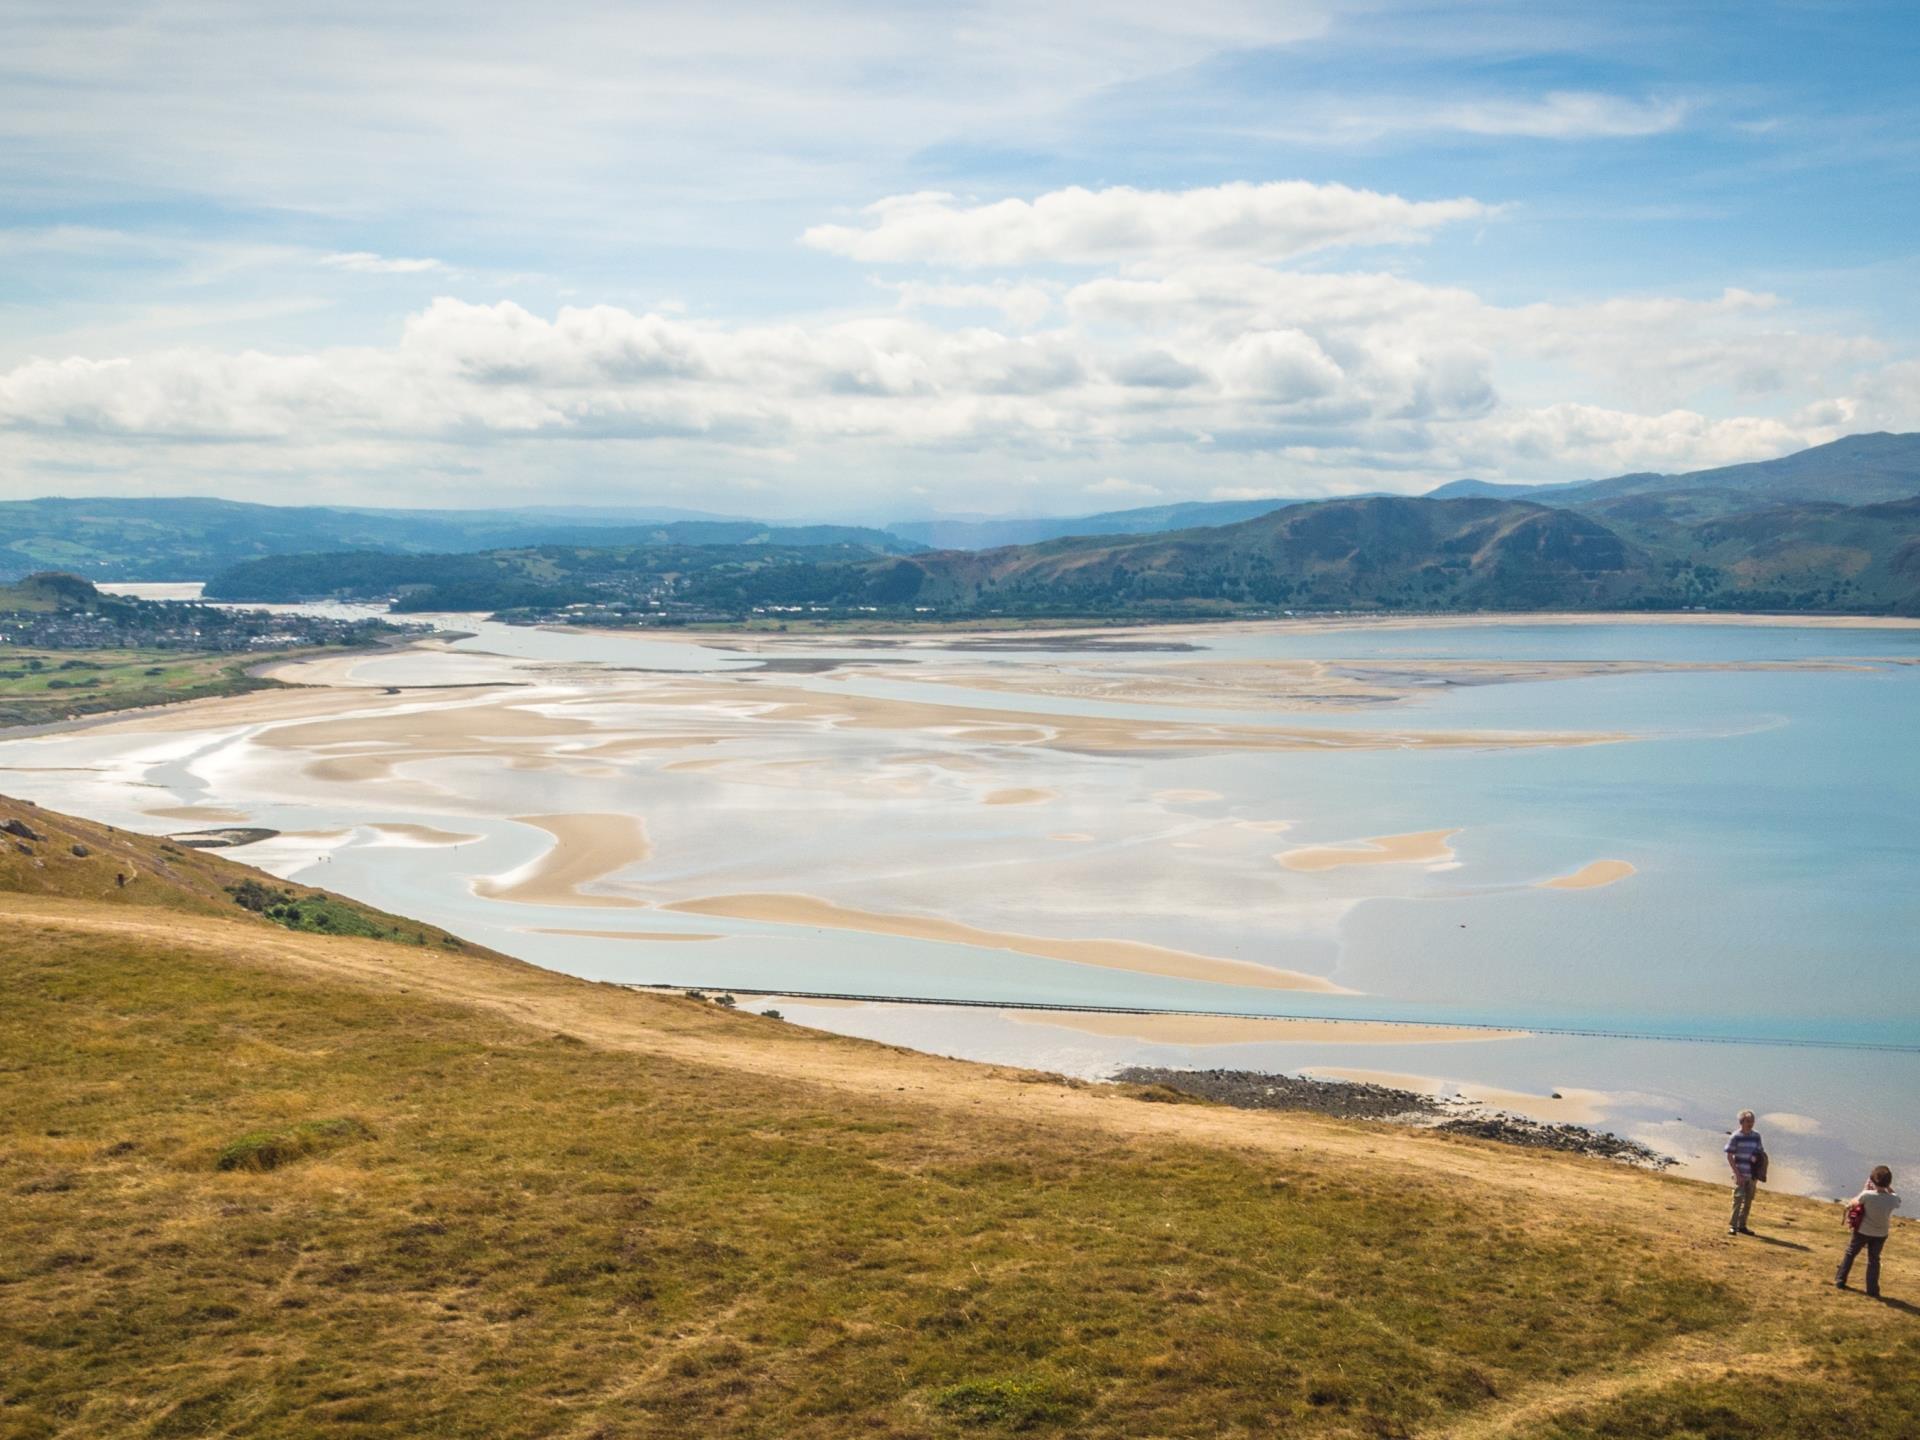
top-left (4, 612), bottom-right (1915, 1195)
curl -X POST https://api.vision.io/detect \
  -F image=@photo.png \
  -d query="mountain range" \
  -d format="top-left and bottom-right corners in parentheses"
top-left (0, 498), bottom-right (923, 582)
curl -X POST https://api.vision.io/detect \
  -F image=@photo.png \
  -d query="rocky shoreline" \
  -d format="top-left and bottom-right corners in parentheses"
top-left (1113, 1066), bottom-right (1673, 1169)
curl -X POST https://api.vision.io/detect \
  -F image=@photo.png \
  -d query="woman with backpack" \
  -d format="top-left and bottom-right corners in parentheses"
top-left (1836, 1166), bottom-right (1902, 1298)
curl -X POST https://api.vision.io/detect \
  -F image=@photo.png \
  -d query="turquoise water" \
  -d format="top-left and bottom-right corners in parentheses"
top-left (4, 613), bottom-right (1915, 1193)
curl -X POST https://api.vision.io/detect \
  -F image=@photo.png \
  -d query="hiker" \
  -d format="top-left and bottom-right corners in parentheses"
top-left (1725, 1110), bottom-right (1766, 1235)
top-left (1836, 1166), bottom-right (1901, 1297)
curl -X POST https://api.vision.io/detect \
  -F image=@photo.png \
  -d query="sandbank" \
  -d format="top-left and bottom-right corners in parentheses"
top-left (1278, 828), bottom-right (1460, 872)
top-left (367, 823), bottom-right (482, 847)
top-left (1536, 859), bottom-right (1637, 890)
top-left (1009, 1011), bottom-right (1524, 1046)
top-left (1309, 1066), bottom-right (1611, 1126)
top-left (917, 655), bottom-right (1893, 715)
top-left (640, 677), bottom-right (1624, 755)
top-left (663, 892), bottom-right (1349, 993)
top-left (474, 813), bottom-right (652, 908)
top-left (983, 787), bottom-right (1056, 806)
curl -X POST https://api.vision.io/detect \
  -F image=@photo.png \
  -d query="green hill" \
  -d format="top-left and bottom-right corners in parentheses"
top-left (720, 494), bottom-right (1920, 616)
top-left (3, 792), bottom-right (1914, 1436)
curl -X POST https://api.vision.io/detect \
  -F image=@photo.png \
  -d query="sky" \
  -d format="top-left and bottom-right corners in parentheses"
top-left (2, 0), bottom-right (1917, 521)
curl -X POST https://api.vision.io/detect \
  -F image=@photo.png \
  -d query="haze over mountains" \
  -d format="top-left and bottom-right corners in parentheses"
top-left (174, 432), bottom-right (1920, 619)
top-left (8, 432), bottom-right (1920, 616)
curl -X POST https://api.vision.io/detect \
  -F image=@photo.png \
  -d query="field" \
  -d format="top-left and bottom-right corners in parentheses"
top-left (1, 801), bottom-right (1915, 1438)
top-left (0, 649), bottom-right (298, 728)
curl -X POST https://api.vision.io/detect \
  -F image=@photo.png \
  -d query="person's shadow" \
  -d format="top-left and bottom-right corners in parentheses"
top-left (1870, 1294), bottom-right (1918, 1317)
top-left (1746, 1232), bottom-right (1811, 1253)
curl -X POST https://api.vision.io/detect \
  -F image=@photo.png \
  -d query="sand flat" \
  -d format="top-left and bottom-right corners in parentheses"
top-left (663, 892), bottom-right (1349, 994)
top-left (1277, 828), bottom-right (1460, 872)
top-left (1009, 1011), bottom-right (1524, 1046)
top-left (474, 813), bottom-right (652, 908)
top-left (983, 787), bottom-right (1056, 806)
top-left (1537, 859), bottom-right (1637, 890)
top-left (368, 823), bottom-right (482, 847)
top-left (635, 676), bottom-right (1626, 755)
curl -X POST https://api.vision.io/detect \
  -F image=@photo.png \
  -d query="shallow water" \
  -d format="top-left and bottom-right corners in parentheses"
top-left (4, 611), bottom-right (1915, 1196)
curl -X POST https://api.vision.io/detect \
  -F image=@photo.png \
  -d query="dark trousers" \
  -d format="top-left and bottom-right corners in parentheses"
top-left (1837, 1231), bottom-right (1886, 1295)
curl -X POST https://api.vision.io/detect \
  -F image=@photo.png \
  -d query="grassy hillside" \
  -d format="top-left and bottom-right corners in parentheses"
top-left (2, 798), bottom-right (1914, 1437)
top-left (0, 797), bottom-right (476, 951)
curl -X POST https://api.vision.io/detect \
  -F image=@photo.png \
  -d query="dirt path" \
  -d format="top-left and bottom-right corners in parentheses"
top-left (11, 892), bottom-right (1897, 1433)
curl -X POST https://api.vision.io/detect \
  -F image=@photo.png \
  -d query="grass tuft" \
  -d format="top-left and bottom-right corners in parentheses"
top-left (213, 1116), bottom-right (374, 1172)
top-left (930, 1373), bottom-right (1088, 1431)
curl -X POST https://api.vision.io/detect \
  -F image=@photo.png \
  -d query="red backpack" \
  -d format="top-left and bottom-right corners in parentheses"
top-left (1845, 1200), bottom-right (1866, 1231)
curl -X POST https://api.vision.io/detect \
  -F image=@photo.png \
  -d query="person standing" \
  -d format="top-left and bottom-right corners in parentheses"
top-left (1725, 1110), bottom-right (1766, 1235)
top-left (1836, 1166), bottom-right (1901, 1298)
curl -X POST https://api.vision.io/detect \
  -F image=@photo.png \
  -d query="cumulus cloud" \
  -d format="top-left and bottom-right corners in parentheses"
top-left (802, 182), bottom-right (1488, 267)
top-left (882, 279), bottom-right (1057, 329)
top-left (1, 255), bottom-right (1907, 506)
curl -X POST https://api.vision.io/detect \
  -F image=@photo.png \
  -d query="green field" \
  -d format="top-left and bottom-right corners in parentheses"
top-left (0, 648), bottom-right (295, 728)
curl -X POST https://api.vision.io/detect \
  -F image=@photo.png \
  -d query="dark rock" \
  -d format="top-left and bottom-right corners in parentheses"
top-left (2, 817), bottom-right (47, 841)
top-left (70, 843), bottom-right (91, 857)
top-left (1435, 1116), bottom-right (1672, 1167)
top-left (1112, 1067), bottom-right (1443, 1121)
top-left (1111, 1066), bottom-right (1674, 1169)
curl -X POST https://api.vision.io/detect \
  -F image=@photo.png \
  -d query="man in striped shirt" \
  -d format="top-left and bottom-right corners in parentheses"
top-left (1726, 1110), bottom-right (1766, 1235)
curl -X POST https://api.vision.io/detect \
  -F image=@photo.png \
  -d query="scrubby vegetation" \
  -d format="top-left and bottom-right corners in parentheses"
top-left (227, 876), bottom-right (446, 944)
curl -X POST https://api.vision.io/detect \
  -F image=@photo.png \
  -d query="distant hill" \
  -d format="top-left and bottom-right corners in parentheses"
top-left (1427, 432), bottom-right (1920, 509)
top-left (209, 487), bottom-right (1920, 619)
top-left (204, 539), bottom-right (918, 612)
top-left (0, 497), bottom-right (922, 582)
top-left (0, 571), bottom-right (105, 613)
top-left (858, 498), bottom-right (1654, 613)
top-left (884, 496), bottom-right (1312, 550)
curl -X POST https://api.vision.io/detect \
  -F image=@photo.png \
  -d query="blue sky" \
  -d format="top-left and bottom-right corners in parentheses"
top-left (1, 0), bottom-right (1915, 519)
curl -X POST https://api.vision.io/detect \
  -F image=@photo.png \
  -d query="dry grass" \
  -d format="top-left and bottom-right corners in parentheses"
top-left (1, 798), bottom-right (1914, 1438)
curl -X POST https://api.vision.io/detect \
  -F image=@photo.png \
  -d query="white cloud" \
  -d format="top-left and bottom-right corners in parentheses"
top-left (0, 243), bottom-right (1909, 510)
top-left (802, 181), bottom-right (1489, 267)
top-left (882, 279), bottom-right (1057, 329)
top-left (321, 251), bottom-right (445, 275)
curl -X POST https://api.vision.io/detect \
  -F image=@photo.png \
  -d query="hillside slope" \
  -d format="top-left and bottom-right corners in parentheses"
top-left (2, 798), bottom-right (1913, 1438)
top-left (0, 794), bottom-right (483, 947)
top-left (857, 498), bottom-right (1655, 613)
